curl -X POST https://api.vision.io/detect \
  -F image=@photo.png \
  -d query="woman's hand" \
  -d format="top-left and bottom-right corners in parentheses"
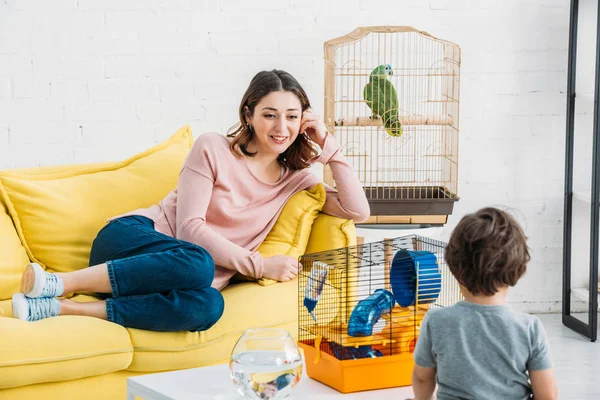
top-left (300, 108), bottom-right (328, 149)
top-left (262, 255), bottom-right (303, 282)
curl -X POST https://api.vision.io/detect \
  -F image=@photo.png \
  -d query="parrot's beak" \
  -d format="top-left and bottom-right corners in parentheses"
top-left (389, 70), bottom-right (393, 75)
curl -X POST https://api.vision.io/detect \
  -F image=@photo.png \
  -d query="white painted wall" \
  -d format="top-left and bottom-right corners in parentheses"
top-left (0, 0), bottom-right (575, 312)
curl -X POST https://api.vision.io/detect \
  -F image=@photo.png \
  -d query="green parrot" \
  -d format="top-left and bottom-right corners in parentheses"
top-left (363, 64), bottom-right (403, 137)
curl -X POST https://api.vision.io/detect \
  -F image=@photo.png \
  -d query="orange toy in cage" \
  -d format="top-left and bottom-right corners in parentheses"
top-left (323, 26), bottom-right (461, 226)
top-left (297, 235), bottom-right (462, 393)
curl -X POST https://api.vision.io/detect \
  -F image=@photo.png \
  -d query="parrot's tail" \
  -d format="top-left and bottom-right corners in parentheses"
top-left (383, 114), bottom-right (403, 137)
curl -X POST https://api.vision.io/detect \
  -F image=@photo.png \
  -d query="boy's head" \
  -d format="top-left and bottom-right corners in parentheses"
top-left (445, 207), bottom-right (530, 296)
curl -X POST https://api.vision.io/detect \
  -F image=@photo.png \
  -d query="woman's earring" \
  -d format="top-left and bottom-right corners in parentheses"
top-left (247, 123), bottom-right (254, 133)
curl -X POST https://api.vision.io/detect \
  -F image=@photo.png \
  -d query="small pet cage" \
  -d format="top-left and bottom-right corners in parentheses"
top-left (297, 235), bottom-right (462, 393)
top-left (323, 26), bottom-right (461, 225)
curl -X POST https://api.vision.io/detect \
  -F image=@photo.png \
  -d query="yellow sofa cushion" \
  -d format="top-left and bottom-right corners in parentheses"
top-left (256, 183), bottom-right (326, 286)
top-left (125, 280), bottom-right (298, 372)
top-left (0, 315), bottom-right (132, 389)
top-left (0, 201), bottom-right (29, 300)
top-left (0, 157), bottom-right (122, 301)
top-left (0, 126), bottom-right (193, 273)
top-left (305, 213), bottom-right (357, 254)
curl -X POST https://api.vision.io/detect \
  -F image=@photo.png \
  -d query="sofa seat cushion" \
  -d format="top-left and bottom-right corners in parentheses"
top-left (0, 126), bottom-right (192, 273)
top-left (125, 280), bottom-right (298, 372)
top-left (0, 313), bottom-right (132, 389)
top-left (0, 298), bottom-right (12, 317)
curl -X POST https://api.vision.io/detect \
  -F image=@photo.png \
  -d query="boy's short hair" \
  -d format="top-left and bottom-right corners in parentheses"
top-left (445, 207), bottom-right (530, 296)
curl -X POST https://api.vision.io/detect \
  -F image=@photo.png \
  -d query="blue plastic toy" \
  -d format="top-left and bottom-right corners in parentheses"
top-left (347, 288), bottom-right (396, 337)
top-left (390, 250), bottom-right (441, 307)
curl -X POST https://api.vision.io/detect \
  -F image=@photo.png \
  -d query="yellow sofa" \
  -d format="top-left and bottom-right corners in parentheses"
top-left (0, 126), bottom-right (356, 399)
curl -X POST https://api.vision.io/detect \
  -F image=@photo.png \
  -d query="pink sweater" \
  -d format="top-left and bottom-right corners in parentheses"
top-left (117, 132), bottom-right (370, 290)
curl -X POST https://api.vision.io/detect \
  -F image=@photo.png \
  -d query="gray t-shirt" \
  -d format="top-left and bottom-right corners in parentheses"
top-left (413, 301), bottom-right (552, 400)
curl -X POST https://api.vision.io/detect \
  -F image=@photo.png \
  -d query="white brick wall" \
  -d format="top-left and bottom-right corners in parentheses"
top-left (0, 0), bottom-right (574, 312)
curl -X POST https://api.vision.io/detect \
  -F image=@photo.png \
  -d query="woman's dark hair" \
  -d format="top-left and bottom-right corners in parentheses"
top-left (444, 207), bottom-right (531, 296)
top-left (227, 69), bottom-right (318, 170)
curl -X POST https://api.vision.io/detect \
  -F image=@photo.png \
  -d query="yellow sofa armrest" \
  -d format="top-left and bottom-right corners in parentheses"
top-left (305, 213), bottom-right (356, 255)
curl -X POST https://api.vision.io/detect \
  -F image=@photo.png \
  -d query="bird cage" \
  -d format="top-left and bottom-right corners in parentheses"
top-left (324, 26), bottom-right (461, 225)
top-left (297, 235), bottom-right (462, 393)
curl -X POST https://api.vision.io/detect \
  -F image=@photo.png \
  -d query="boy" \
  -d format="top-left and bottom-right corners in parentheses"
top-left (411, 207), bottom-right (558, 400)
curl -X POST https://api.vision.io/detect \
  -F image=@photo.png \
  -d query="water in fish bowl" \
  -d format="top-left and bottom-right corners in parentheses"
top-left (230, 350), bottom-right (303, 400)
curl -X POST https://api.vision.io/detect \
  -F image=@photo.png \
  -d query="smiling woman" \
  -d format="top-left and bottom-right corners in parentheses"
top-left (240, 91), bottom-right (306, 184)
top-left (11, 69), bottom-right (371, 334)
top-left (228, 70), bottom-right (321, 173)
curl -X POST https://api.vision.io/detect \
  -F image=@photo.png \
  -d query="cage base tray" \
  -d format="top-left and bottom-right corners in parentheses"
top-left (364, 186), bottom-right (458, 218)
top-left (299, 341), bottom-right (414, 393)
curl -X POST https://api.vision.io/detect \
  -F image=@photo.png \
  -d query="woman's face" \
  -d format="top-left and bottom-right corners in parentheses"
top-left (247, 90), bottom-right (302, 156)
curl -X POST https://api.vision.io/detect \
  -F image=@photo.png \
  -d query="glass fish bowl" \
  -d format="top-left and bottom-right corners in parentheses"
top-left (230, 328), bottom-right (303, 399)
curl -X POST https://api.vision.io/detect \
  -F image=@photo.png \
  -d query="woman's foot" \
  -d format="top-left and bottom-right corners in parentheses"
top-left (12, 293), bottom-right (60, 321)
top-left (20, 263), bottom-right (64, 298)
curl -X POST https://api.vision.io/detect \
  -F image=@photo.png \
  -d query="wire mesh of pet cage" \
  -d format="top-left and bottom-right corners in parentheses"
top-left (297, 234), bottom-right (462, 392)
top-left (323, 26), bottom-right (461, 225)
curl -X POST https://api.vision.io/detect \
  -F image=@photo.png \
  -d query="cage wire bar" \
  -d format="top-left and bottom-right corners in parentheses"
top-left (297, 234), bottom-right (462, 392)
top-left (324, 26), bottom-right (461, 226)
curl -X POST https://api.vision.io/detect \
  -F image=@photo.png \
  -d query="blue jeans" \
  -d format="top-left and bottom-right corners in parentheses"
top-left (89, 215), bottom-right (224, 332)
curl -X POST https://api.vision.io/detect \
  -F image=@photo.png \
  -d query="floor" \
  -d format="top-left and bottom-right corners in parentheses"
top-left (538, 314), bottom-right (599, 400)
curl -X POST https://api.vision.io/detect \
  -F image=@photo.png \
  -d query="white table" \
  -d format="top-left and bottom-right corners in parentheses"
top-left (127, 363), bottom-right (414, 399)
